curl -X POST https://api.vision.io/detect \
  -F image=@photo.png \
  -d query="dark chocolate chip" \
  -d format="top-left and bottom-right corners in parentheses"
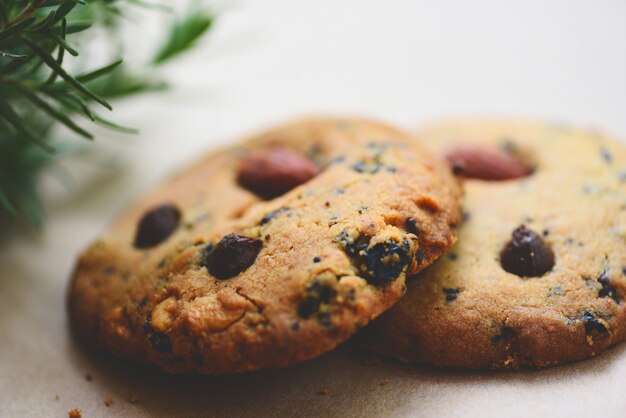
top-left (143, 313), bottom-right (172, 353)
top-left (134, 203), bottom-right (181, 248)
top-left (297, 297), bottom-right (319, 318)
top-left (500, 225), bottom-right (554, 277)
top-left (291, 321), bottom-right (300, 331)
top-left (443, 287), bottom-right (461, 302)
top-left (451, 163), bottom-right (464, 175)
top-left (598, 269), bottom-right (621, 303)
top-left (447, 253), bottom-right (458, 261)
top-left (138, 297), bottom-right (148, 308)
top-left (601, 147), bottom-right (613, 163)
top-left (581, 311), bottom-right (608, 334)
top-left (317, 312), bottom-right (332, 328)
top-left (542, 229), bottom-right (550, 236)
top-left (297, 279), bottom-right (336, 318)
top-left (260, 207), bottom-right (290, 225)
top-left (149, 332), bottom-right (172, 354)
top-left (405, 217), bottom-right (420, 235)
top-left (204, 234), bottom-right (262, 280)
top-left (342, 235), bottom-right (412, 285)
top-left (351, 160), bottom-right (382, 174)
top-left (313, 256), bottom-right (321, 263)
top-left (491, 327), bottom-right (516, 344)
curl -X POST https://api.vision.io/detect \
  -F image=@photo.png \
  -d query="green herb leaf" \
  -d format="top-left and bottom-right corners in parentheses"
top-left (153, 8), bottom-right (213, 64)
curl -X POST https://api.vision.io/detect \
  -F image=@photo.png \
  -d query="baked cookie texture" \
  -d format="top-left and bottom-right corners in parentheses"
top-left (68, 117), bottom-right (462, 374)
top-left (360, 119), bottom-right (626, 369)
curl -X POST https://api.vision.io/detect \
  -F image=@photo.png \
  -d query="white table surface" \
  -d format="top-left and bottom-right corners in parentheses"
top-left (2, 1), bottom-right (626, 416)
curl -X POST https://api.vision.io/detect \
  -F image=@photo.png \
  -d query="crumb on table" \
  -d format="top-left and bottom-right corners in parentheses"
top-left (105, 397), bottom-right (114, 407)
top-left (129, 394), bottom-right (140, 403)
top-left (68, 408), bottom-right (82, 418)
top-left (318, 388), bottom-right (330, 396)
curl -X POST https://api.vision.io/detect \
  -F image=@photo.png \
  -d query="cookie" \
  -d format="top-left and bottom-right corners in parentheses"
top-left (68, 117), bottom-right (462, 374)
top-left (359, 119), bottom-right (626, 369)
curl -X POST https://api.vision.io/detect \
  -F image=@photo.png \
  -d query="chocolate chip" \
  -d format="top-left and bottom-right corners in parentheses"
top-left (443, 287), bottom-right (460, 302)
top-left (405, 217), bottom-right (420, 235)
top-left (260, 207), bottom-right (290, 225)
top-left (500, 225), bottom-right (554, 277)
top-left (343, 236), bottom-right (412, 285)
top-left (143, 313), bottom-right (172, 353)
top-left (351, 160), bottom-right (383, 174)
top-left (317, 312), bottom-right (332, 328)
top-left (134, 203), bottom-right (181, 248)
top-left (581, 311), bottom-right (608, 334)
top-left (204, 234), bottom-right (262, 279)
top-left (298, 279), bottom-right (335, 318)
top-left (138, 297), bottom-right (148, 308)
top-left (601, 147), bottom-right (613, 163)
top-left (598, 269), bottom-right (621, 303)
top-left (313, 256), bottom-right (321, 263)
top-left (149, 333), bottom-right (172, 354)
top-left (491, 326), bottom-right (515, 344)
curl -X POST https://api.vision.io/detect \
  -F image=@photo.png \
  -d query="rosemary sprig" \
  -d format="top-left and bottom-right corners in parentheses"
top-left (0, 0), bottom-right (215, 228)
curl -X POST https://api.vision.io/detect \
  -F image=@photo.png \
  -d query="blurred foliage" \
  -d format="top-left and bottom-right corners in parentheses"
top-left (0, 0), bottom-right (214, 228)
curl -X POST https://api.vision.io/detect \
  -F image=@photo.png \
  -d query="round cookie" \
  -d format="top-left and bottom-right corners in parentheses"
top-left (68, 117), bottom-right (462, 374)
top-left (359, 119), bottom-right (626, 369)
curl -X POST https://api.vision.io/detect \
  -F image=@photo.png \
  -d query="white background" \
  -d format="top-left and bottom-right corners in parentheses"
top-left (1, 0), bottom-right (626, 417)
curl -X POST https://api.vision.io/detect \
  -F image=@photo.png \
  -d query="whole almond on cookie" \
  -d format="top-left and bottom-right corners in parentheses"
top-left (237, 148), bottom-right (320, 198)
top-left (444, 145), bottom-right (530, 180)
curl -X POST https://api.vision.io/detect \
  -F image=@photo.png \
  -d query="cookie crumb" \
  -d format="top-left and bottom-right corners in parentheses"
top-left (68, 408), bottom-right (82, 418)
top-left (379, 378), bottom-right (389, 387)
top-left (104, 398), bottom-right (114, 407)
top-left (129, 394), bottom-right (140, 403)
top-left (319, 388), bottom-right (330, 396)
top-left (54, 395), bottom-right (60, 401)
top-left (85, 373), bottom-right (92, 382)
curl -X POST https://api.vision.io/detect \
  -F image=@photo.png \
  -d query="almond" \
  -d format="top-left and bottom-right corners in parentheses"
top-left (444, 145), bottom-right (530, 180)
top-left (237, 148), bottom-right (319, 198)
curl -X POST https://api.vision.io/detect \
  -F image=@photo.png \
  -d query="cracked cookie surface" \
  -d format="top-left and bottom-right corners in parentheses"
top-left (359, 119), bottom-right (626, 369)
top-left (68, 117), bottom-right (461, 374)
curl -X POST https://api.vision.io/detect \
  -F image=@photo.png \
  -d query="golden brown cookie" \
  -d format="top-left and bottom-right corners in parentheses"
top-left (68, 117), bottom-right (462, 374)
top-left (359, 119), bottom-right (626, 369)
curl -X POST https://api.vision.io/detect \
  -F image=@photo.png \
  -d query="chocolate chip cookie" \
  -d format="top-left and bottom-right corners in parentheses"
top-left (68, 117), bottom-right (462, 373)
top-left (359, 119), bottom-right (626, 369)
